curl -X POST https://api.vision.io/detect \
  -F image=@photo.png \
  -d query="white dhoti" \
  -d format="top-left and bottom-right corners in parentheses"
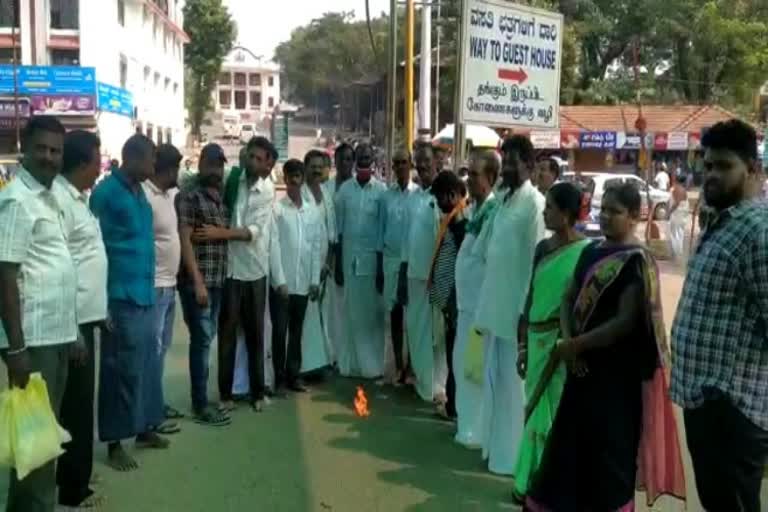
top-left (382, 256), bottom-right (401, 310)
top-left (406, 278), bottom-right (446, 401)
top-left (327, 281), bottom-right (344, 366)
top-left (453, 309), bottom-right (486, 448)
top-left (232, 310), bottom-right (274, 394)
top-left (300, 294), bottom-right (332, 373)
top-left (340, 259), bottom-right (385, 378)
top-left (482, 335), bottom-right (524, 476)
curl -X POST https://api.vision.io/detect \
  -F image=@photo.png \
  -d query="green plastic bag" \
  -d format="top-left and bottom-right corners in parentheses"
top-left (464, 327), bottom-right (486, 385)
top-left (0, 373), bottom-right (71, 479)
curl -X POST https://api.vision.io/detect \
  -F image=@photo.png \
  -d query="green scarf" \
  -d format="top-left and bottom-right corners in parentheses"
top-left (466, 196), bottom-right (499, 236)
top-left (223, 166), bottom-right (244, 212)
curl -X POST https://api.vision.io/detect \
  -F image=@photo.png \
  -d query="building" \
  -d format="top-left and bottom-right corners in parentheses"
top-left (0, 0), bottom-right (187, 158)
top-left (204, 46), bottom-right (280, 140)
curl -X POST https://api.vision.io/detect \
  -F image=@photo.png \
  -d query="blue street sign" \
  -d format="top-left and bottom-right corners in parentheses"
top-left (97, 82), bottom-right (134, 117)
top-left (0, 65), bottom-right (97, 95)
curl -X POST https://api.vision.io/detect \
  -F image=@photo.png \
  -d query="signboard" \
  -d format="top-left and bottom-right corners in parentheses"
top-left (654, 133), bottom-right (669, 151)
top-left (0, 98), bottom-right (30, 118)
top-left (97, 82), bottom-right (134, 117)
top-left (0, 65), bottom-right (97, 95)
top-left (579, 131), bottom-right (616, 150)
top-left (530, 130), bottom-right (560, 148)
top-left (667, 132), bottom-right (688, 151)
top-left (560, 130), bottom-right (579, 149)
top-left (616, 132), bottom-right (642, 150)
top-left (459, 0), bottom-right (563, 129)
top-left (31, 95), bottom-right (96, 116)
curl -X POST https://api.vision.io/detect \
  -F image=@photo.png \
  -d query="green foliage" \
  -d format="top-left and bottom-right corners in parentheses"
top-left (184, 0), bottom-right (236, 137)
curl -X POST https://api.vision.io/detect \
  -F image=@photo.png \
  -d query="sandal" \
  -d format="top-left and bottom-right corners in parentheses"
top-left (193, 407), bottom-right (231, 427)
top-left (164, 405), bottom-right (184, 419)
top-left (154, 421), bottom-right (181, 435)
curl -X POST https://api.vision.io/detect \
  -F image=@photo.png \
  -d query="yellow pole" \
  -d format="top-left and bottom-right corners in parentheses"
top-left (405, 0), bottom-right (415, 151)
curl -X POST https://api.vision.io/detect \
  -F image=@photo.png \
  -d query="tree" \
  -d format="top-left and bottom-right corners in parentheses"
top-left (183, 0), bottom-right (236, 138)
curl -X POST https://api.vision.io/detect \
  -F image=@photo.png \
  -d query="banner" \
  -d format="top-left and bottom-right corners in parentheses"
top-left (0, 66), bottom-right (97, 95)
top-left (654, 133), bottom-right (668, 151)
top-left (459, 0), bottom-right (563, 129)
top-left (530, 130), bottom-right (560, 148)
top-left (616, 132), bottom-right (642, 149)
top-left (667, 132), bottom-right (688, 151)
top-left (30, 95), bottom-right (95, 116)
top-left (97, 82), bottom-right (134, 117)
top-left (579, 131), bottom-right (616, 150)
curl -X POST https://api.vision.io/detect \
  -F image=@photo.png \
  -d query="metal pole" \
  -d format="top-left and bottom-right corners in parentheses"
top-left (434, 0), bottom-right (441, 132)
top-left (451, 0), bottom-right (466, 171)
top-left (418, 1), bottom-right (431, 137)
top-left (386, 0), bottom-right (398, 176)
top-left (405, 0), bottom-right (415, 151)
top-left (12, 1), bottom-right (20, 153)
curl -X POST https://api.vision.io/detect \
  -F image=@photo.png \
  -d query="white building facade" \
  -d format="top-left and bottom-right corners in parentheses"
top-left (0, 0), bottom-right (187, 158)
top-left (206, 46), bottom-right (280, 137)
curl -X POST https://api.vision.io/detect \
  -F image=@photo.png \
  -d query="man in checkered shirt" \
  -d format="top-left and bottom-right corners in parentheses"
top-left (671, 119), bottom-right (768, 512)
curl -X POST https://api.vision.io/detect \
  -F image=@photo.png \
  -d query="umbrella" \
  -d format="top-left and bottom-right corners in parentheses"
top-left (432, 124), bottom-right (501, 149)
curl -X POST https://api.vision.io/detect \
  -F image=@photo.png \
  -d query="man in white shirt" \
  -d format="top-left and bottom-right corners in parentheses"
top-left (0, 116), bottom-right (77, 511)
top-left (335, 143), bottom-right (387, 378)
top-left (474, 135), bottom-right (546, 476)
top-left (54, 130), bottom-right (109, 510)
top-left (378, 148), bottom-right (417, 384)
top-left (142, 144), bottom-right (183, 430)
top-left (197, 137), bottom-right (277, 412)
top-left (654, 162), bottom-right (671, 191)
top-left (403, 144), bottom-right (444, 402)
top-left (269, 160), bottom-right (321, 393)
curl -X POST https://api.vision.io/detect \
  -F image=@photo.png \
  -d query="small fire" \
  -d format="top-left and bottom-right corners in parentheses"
top-left (353, 386), bottom-right (370, 417)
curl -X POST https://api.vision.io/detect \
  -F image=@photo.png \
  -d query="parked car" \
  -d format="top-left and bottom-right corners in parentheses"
top-left (562, 171), bottom-right (671, 238)
top-left (239, 124), bottom-right (256, 144)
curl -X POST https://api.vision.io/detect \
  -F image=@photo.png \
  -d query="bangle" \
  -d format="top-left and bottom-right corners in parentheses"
top-left (6, 346), bottom-right (26, 356)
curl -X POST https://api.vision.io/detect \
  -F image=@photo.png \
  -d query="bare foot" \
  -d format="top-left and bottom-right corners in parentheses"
top-left (251, 400), bottom-right (264, 413)
top-left (219, 400), bottom-right (235, 413)
top-left (135, 431), bottom-right (170, 449)
top-left (107, 443), bottom-right (138, 472)
top-left (79, 491), bottom-right (107, 508)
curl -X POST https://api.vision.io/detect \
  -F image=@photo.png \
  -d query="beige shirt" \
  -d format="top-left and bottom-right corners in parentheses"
top-left (0, 168), bottom-right (77, 348)
top-left (142, 180), bottom-right (181, 288)
top-left (227, 173), bottom-right (275, 281)
top-left (54, 175), bottom-right (108, 324)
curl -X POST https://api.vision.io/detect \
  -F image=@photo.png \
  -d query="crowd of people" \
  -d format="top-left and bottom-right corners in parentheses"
top-left (0, 115), bottom-right (767, 512)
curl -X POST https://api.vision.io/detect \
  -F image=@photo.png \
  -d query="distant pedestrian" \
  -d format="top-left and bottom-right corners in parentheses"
top-left (142, 144), bottom-right (184, 431)
top-left (54, 130), bottom-right (108, 509)
top-left (672, 119), bottom-right (768, 512)
top-left (536, 157), bottom-right (560, 195)
top-left (91, 134), bottom-right (168, 472)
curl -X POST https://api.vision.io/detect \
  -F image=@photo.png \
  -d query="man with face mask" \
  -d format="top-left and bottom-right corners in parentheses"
top-left (474, 135), bottom-right (546, 476)
top-left (334, 142), bottom-right (387, 377)
top-left (401, 143), bottom-right (445, 402)
top-left (176, 143), bottom-right (232, 427)
top-left (671, 120), bottom-right (768, 512)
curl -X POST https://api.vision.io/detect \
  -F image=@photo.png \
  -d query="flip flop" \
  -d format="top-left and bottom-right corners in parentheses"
top-left (154, 421), bottom-right (181, 435)
top-left (164, 405), bottom-right (185, 419)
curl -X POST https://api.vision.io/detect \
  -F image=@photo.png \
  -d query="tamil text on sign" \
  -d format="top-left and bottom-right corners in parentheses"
top-left (459, 0), bottom-right (563, 129)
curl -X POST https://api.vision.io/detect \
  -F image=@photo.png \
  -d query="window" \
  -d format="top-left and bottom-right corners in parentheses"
top-left (173, 82), bottom-right (179, 96)
top-left (165, 128), bottom-right (172, 145)
top-left (218, 72), bottom-right (231, 86)
top-left (249, 91), bottom-right (262, 108)
top-left (117, 0), bottom-right (125, 26)
top-left (268, 97), bottom-right (274, 108)
top-left (50, 49), bottom-right (80, 66)
top-left (157, 128), bottom-right (164, 145)
top-left (0, 49), bottom-right (14, 64)
top-left (218, 90), bottom-right (231, 108)
top-left (154, 72), bottom-right (160, 88)
top-left (165, 77), bottom-right (171, 92)
top-left (249, 73), bottom-right (261, 87)
top-left (50, 0), bottom-right (79, 29)
top-left (120, 56), bottom-right (128, 88)
top-left (144, 66), bottom-right (151, 86)
top-left (234, 91), bottom-right (246, 110)
top-left (234, 73), bottom-right (246, 87)
top-left (0, 0), bottom-right (19, 28)
top-left (268, 76), bottom-right (274, 87)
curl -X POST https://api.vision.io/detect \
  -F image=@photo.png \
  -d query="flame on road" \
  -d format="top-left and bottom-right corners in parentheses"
top-left (354, 386), bottom-right (370, 417)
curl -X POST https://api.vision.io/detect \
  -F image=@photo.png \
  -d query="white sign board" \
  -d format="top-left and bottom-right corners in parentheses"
top-left (667, 132), bottom-right (689, 151)
top-left (459, 0), bottom-right (563, 129)
top-left (530, 130), bottom-right (561, 149)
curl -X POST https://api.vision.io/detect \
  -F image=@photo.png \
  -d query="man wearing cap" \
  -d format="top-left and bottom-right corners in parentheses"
top-left (142, 144), bottom-right (183, 433)
top-left (176, 143), bottom-right (232, 426)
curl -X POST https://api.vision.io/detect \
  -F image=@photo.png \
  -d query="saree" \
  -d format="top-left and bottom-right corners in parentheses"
top-left (527, 243), bottom-right (685, 511)
top-left (513, 238), bottom-right (590, 496)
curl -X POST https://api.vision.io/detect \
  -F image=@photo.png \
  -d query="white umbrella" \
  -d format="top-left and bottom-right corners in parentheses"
top-left (433, 124), bottom-right (501, 149)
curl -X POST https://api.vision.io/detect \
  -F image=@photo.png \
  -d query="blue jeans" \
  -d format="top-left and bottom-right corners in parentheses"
top-left (154, 287), bottom-right (177, 383)
top-left (179, 284), bottom-right (222, 413)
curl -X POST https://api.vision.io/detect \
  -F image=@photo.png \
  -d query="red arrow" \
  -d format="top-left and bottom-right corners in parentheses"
top-left (497, 67), bottom-right (528, 83)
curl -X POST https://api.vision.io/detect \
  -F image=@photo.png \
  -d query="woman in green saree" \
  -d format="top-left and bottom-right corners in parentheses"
top-left (512, 182), bottom-right (589, 500)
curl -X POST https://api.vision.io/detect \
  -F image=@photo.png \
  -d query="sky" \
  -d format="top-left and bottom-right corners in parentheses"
top-left (224, 0), bottom-right (391, 61)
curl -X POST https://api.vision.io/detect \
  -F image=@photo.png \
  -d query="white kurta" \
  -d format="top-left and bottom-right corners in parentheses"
top-left (453, 196), bottom-right (494, 448)
top-left (301, 185), bottom-right (337, 373)
top-left (323, 176), bottom-right (348, 366)
top-left (403, 187), bottom-right (444, 401)
top-left (335, 176), bottom-right (387, 378)
top-left (379, 181), bottom-right (418, 309)
top-left (474, 181), bottom-right (545, 476)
